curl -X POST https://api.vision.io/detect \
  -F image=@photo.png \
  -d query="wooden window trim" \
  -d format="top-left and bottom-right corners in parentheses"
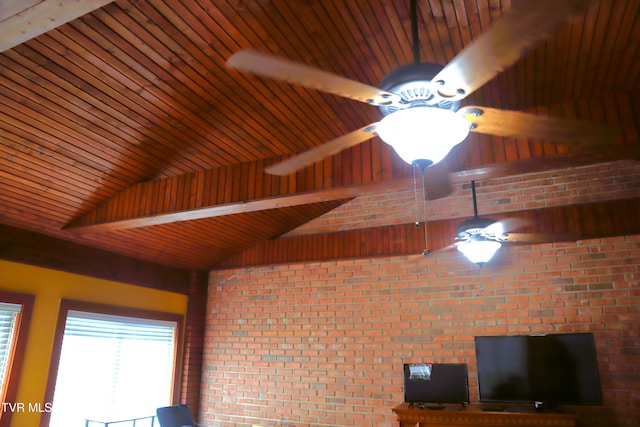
top-left (39, 300), bottom-right (184, 427)
top-left (0, 291), bottom-right (35, 427)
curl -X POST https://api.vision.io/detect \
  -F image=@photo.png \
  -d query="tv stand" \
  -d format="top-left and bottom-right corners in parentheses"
top-left (409, 402), bottom-right (446, 410)
top-left (393, 403), bottom-right (578, 427)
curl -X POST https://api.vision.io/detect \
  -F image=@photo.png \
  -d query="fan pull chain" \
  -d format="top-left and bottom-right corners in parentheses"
top-left (413, 165), bottom-right (420, 228)
top-left (420, 169), bottom-right (431, 256)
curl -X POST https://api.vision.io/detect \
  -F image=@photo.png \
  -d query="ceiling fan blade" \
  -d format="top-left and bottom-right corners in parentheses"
top-left (484, 218), bottom-right (530, 236)
top-left (263, 124), bottom-right (378, 175)
top-left (227, 49), bottom-right (402, 106)
top-left (460, 106), bottom-right (620, 147)
top-left (502, 232), bottom-right (578, 244)
top-left (429, 0), bottom-right (595, 101)
top-left (422, 160), bottom-right (453, 200)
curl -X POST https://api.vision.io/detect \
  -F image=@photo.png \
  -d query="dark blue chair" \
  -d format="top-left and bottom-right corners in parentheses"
top-left (156, 404), bottom-right (197, 427)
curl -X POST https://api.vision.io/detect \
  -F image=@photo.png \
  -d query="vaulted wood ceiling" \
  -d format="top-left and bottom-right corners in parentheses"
top-left (1, 0), bottom-right (639, 274)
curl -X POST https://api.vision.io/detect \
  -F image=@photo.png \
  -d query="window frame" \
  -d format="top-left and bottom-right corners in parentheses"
top-left (40, 300), bottom-right (184, 427)
top-left (0, 291), bottom-right (35, 427)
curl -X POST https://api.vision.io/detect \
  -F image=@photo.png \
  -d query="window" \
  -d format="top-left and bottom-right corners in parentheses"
top-left (44, 301), bottom-right (183, 427)
top-left (0, 292), bottom-right (35, 427)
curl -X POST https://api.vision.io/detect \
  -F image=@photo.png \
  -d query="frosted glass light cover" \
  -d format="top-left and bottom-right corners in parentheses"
top-left (456, 240), bottom-right (502, 265)
top-left (376, 107), bottom-right (470, 165)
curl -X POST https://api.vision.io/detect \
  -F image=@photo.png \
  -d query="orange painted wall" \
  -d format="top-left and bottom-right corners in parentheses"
top-left (0, 260), bottom-right (188, 427)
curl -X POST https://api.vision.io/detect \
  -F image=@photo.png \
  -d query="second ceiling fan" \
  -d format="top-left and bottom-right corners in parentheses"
top-left (226, 0), bottom-right (617, 200)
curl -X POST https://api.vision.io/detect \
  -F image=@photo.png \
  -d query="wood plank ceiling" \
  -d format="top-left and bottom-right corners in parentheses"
top-left (0, 0), bottom-right (639, 272)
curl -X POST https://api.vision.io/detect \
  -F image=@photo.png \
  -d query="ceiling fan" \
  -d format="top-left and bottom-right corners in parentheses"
top-left (437, 181), bottom-right (577, 265)
top-left (226, 0), bottom-right (617, 200)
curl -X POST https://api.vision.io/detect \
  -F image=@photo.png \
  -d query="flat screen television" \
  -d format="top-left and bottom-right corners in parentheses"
top-left (474, 332), bottom-right (603, 407)
top-left (403, 363), bottom-right (469, 407)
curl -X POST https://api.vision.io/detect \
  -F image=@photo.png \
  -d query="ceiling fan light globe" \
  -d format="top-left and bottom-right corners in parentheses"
top-left (376, 107), bottom-right (469, 166)
top-left (457, 240), bottom-right (501, 265)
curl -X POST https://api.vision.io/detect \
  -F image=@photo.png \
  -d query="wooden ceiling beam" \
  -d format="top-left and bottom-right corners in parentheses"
top-left (217, 197), bottom-right (640, 269)
top-left (0, 0), bottom-right (115, 53)
top-left (64, 144), bottom-right (640, 235)
top-left (63, 153), bottom-right (413, 234)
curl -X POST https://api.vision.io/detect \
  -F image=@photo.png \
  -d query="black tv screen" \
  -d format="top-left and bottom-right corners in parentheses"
top-left (403, 363), bottom-right (469, 405)
top-left (475, 333), bottom-right (603, 406)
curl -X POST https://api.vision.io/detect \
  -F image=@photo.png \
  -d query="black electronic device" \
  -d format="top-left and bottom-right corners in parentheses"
top-left (474, 332), bottom-right (603, 409)
top-left (403, 363), bottom-right (469, 409)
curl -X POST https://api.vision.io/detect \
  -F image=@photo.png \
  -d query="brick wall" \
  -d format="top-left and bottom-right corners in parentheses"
top-left (200, 161), bottom-right (640, 427)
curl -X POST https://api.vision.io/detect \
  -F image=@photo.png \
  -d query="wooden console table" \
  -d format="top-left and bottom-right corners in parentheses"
top-left (392, 403), bottom-right (578, 427)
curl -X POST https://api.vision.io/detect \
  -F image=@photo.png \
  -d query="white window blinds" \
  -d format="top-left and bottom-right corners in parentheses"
top-left (49, 311), bottom-right (177, 427)
top-left (0, 303), bottom-right (21, 393)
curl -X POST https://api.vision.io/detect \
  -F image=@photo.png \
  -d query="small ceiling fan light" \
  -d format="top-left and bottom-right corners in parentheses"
top-left (376, 106), bottom-right (470, 166)
top-left (456, 239), bottom-right (502, 265)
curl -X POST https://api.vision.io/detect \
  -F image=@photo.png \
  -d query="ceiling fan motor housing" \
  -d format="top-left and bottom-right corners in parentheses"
top-left (378, 62), bottom-right (460, 116)
top-left (456, 216), bottom-right (496, 239)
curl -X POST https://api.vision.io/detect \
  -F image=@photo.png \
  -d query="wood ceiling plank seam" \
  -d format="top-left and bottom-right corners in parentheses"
top-left (537, 106), bottom-right (561, 157)
top-left (571, 1), bottom-right (598, 101)
top-left (1, 48), bottom-right (178, 168)
top-left (137, 181), bottom-right (153, 218)
top-left (378, 0), bottom-right (414, 67)
top-left (163, 174), bottom-right (178, 213)
top-left (591, 0), bottom-right (625, 98)
top-left (199, 168), bottom-right (212, 208)
top-left (0, 51), bottom-right (175, 180)
top-left (564, 11), bottom-right (588, 102)
top-left (0, 188), bottom-right (79, 222)
top-left (423, 0), bottom-right (451, 65)
top-left (328, 0), bottom-right (388, 86)
top-left (175, 4), bottom-right (334, 154)
top-left (613, 92), bottom-right (640, 145)
top-left (129, 180), bottom-right (143, 219)
top-left (185, 171), bottom-right (207, 213)
top-left (18, 41), bottom-right (205, 174)
top-left (610, 1), bottom-right (640, 90)
top-left (488, 134), bottom-right (507, 164)
top-left (104, 5), bottom-right (285, 166)
top-left (175, 173), bottom-right (189, 214)
top-left (359, 139), bottom-right (374, 184)
top-left (0, 129), bottom-right (111, 195)
top-left (54, 26), bottom-right (243, 172)
top-left (440, 0), bottom-right (466, 56)
top-left (246, 160), bottom-right (258, 201)
top-left (532, 32), bottom-right (549, 108)
top-left (236, 161), bottom-right (247, 202)
top-left (615, 32), bottom-right (640, 91)
top-left (146, 178), bottom-right (161, 220)
top-left (338, 145), bottom-right (354, 187)
top-left (120, 177), bottom-right (137, 220)
top-left (213, 2), bottom-right (349, 147)
top-left (19, 49), bottom-right (205, 182)
top-left (389, 0), bottom-right (426, 66)
top-left (299, 1), bottom-right (383, 127)
top-left (215, 165), bottom-right (229, 206)
top-left (343, 0), bottom-right (397, 73)
top-left (0, 96), bottom-right (132, 181)
top-left (548, 104), bottom-right (571, 156)
top-left (78, 11), bottom-right (251, 167)
top-left (459, 0), bottom-right (481, 47)
top-left (230, 164), bottom-right (243, 204)
top-left (369, 139), bottom-right (383, 183)
top-left (0, 82), bottom-right (148, 182)
top-left (600, 90), bottom-right (628, 148)
top-left (597, 2), bottom-right (632, 91)
top-left (573, 3), bottom-right (607, 103)
top-left (349, 143), bottom-right (363, 186)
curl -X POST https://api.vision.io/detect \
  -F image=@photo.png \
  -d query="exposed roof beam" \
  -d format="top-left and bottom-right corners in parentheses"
top-left (0, 0), bottom-right (115, 52)
top-left (64, 144), bottom-right (640, 235)
top-left (216, 197), bottom-right (640, 269)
